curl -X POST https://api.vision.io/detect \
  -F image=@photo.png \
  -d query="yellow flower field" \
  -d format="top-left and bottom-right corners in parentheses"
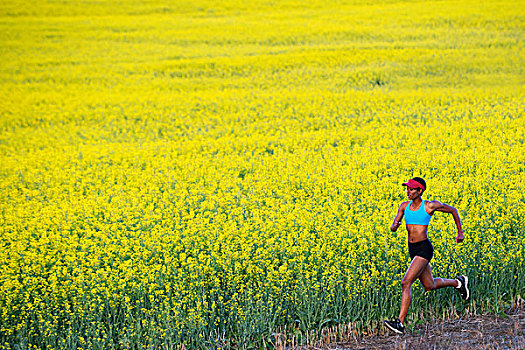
top-left (1, 0), bottom-right (524, 348)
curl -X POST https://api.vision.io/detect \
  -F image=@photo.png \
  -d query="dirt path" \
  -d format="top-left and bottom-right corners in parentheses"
top-left (324, 309), bottom-right (524, 350)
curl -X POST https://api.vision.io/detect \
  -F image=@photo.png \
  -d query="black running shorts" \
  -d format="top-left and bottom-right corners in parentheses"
top-left (408, 239), bottom-right (434, 261)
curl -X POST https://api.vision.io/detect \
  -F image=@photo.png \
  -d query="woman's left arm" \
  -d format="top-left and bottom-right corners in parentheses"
top-left (428, 200), bottom-right (464, 243)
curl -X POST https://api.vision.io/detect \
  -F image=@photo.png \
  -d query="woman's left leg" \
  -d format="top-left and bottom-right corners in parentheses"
top-left (418, 263), bottom-right (459, 291)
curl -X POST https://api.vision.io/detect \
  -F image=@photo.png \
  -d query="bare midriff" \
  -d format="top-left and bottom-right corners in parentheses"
top-left (406, 224), bottom-right (429, 243)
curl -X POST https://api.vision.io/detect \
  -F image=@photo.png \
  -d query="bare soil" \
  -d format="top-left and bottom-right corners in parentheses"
top-left (324, 308), bottom-right (525, 350)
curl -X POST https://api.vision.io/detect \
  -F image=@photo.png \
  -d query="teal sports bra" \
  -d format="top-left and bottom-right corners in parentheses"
top-left (404, 200), bottom-right (432, 225)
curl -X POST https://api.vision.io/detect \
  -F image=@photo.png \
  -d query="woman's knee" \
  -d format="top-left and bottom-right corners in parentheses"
top-left (423, 283), bottom-right (435, 291)
top-left (401, 278), bottom-right (413, 290)
top-left (422, 279), bottom-right (436, 291)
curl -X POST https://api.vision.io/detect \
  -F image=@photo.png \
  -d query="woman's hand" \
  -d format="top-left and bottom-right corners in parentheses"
top-left (455, 231), bottom-right (465, 243)
top-left (391, 221), bottom-right (402, 232)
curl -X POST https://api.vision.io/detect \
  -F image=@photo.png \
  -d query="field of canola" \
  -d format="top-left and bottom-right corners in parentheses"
top-left (1, 0), bottom-right (524, 348)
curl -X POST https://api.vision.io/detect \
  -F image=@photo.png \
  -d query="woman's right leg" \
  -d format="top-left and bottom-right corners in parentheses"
top-left (398, 256), bottom-right (429, 323)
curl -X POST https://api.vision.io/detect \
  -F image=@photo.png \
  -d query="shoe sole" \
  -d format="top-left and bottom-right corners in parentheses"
top-left (463, 275), bottom-right (470, 300)
top-left (383, 321), bottom-right (404, 334)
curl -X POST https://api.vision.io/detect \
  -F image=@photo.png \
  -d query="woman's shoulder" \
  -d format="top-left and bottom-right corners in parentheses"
top-left (424, 200), bottom-right (444, 211)
top-left (400, 201), bottom-right (410, 210)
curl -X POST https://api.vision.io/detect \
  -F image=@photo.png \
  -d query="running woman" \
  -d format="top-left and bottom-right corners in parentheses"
top-left (383, 177), bottom-right (470, 334)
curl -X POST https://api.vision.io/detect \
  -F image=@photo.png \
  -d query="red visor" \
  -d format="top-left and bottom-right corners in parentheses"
top-left (403, 179), bottom-right (425, 190)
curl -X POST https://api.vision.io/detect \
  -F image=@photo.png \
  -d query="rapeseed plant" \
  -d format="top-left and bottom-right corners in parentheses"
top-left (1, 0), bottom-right (524, 348)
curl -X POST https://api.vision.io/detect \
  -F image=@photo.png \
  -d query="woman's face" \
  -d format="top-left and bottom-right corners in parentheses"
top-left (406, 186), bottom-right (421, 200)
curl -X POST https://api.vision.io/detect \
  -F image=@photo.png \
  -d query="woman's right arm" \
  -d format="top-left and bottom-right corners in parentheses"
top-left (391, 203), bottom-right (406, 231)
